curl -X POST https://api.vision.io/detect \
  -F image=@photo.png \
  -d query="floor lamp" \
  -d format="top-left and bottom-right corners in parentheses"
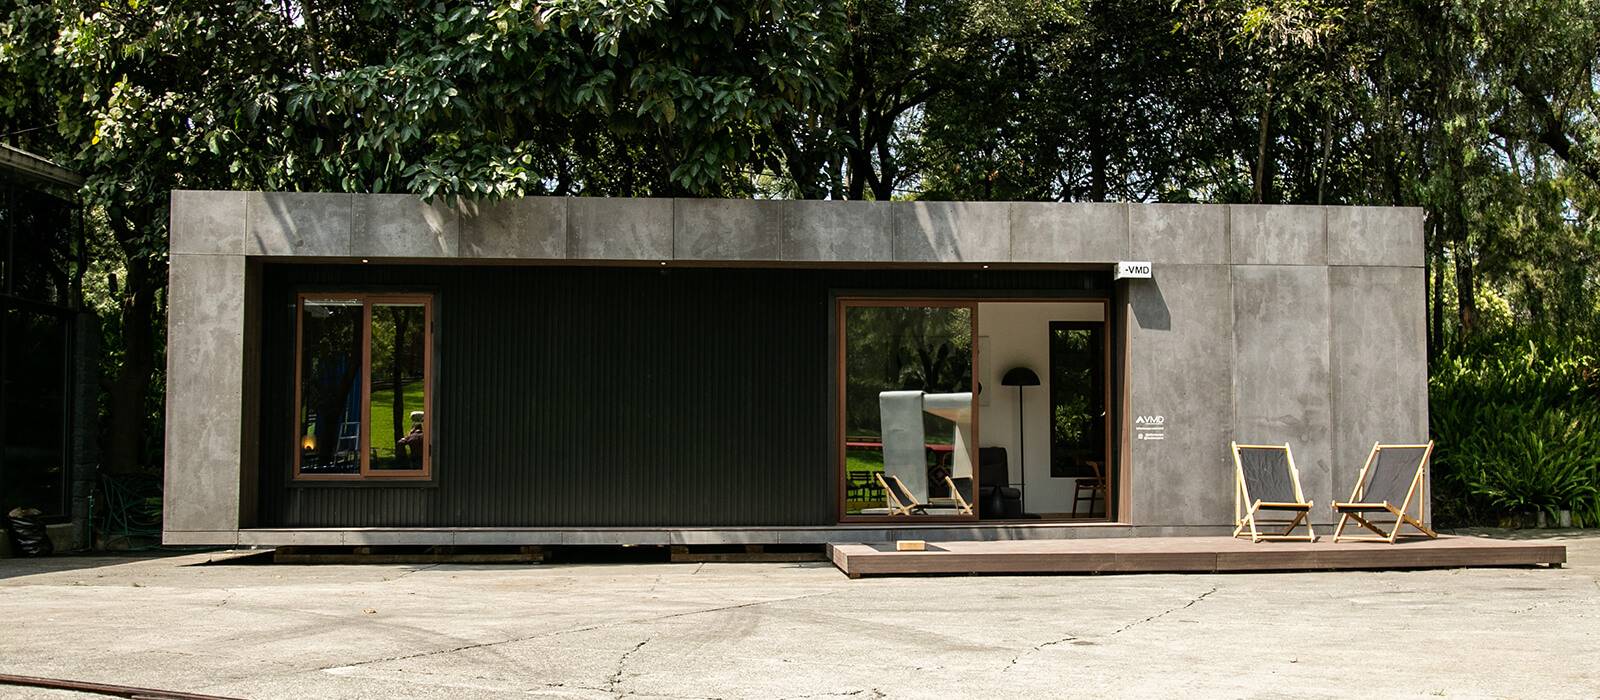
top-left (1001, 367), bottom-right (1040, 513)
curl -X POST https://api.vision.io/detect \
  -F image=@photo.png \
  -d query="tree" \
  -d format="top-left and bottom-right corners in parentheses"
top-left (1, 0), bottom-right (847, 473)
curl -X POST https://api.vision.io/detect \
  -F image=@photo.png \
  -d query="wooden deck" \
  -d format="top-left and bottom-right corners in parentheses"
top-left (827, 535), bottom-right (1566, 577)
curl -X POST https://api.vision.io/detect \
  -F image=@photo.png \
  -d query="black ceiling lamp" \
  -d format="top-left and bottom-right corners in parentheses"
top-left (1001, 367), bottom-right (1040, 512)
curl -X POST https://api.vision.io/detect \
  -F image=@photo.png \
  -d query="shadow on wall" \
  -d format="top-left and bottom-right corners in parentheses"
top-left (1130, 278), bottom-right (1170, 331)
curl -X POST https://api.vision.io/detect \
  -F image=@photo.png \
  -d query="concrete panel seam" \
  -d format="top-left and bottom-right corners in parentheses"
top-left (890, 201), bottom-right (899, 261)
top-left (1327, 262), bottom-right (1426, 269)
top-left (1007, 202), bottom-right (1016, 262)
top-left (1321, 206), bottom-right (1329, 266)
top-left (1122, 202), bottom-right (1131, 260)
top-left (341, 192), bottom-right (354, 257)
top-left (564, 196), bottom-right (575, 259)
top-left (1224, 204), bottom-right (1232, 263)
top-left (1324, 264), bottom-right (1337, 511)
top-left (1228, 264), bottom-right (1238, 446)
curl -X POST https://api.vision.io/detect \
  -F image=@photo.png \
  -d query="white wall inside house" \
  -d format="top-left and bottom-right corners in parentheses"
top-left (977, 300), bottom-right (1106, 515)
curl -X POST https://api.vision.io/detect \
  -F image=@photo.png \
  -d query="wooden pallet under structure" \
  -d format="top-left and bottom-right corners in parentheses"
top-left (827, 535), bottom-right (1566, 578)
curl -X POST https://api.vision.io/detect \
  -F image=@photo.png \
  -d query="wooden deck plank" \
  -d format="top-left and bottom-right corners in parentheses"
top-left (828, 536), bottom-right (1564, 577)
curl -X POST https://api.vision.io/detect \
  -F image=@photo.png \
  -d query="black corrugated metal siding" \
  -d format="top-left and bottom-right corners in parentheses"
top-left (257, 264), bottom-right (1109, 527)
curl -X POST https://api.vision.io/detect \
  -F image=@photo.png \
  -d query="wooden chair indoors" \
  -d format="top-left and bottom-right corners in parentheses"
top-left (1071, 460), bottom-right (1107, 517)
top-left (1231, 442), bottom-right (1316, 542)
top-left (1332, 442), bottom-right (1438, 543)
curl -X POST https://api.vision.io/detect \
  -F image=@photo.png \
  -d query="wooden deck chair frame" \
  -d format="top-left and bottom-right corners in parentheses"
top-left (1231, 442), bottom-right (1316, 542)
top-left (943, 476), bottom-right (974, 515)
top-left (876, 473), bottom-right (927, 516)
top-left (1332, 441), bottom-right (1437, 543)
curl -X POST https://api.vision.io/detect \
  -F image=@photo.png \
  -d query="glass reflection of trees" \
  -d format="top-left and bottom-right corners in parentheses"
top-left (1049, 323), bottom-right (1105, 479)
top-left (369, 303), bottom-right (426, 471)
top-left (299, 299), bottom-right (363, 474)
top-left (842, 305), bottom-right (973, 515)
top-left (296, 295), bottom-right (431, 478)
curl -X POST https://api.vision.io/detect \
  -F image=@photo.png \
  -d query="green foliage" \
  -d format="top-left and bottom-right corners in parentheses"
top-left (1430, 335), bottom-right (1600, 526)
top-left (3, 0), bottom-right (1600, 502)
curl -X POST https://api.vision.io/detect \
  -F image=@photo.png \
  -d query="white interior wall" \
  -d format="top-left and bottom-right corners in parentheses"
top-left (977, 301), bottom-right (1106, 514)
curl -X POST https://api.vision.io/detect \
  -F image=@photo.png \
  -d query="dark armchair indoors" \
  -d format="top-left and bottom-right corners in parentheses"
top-left (978, 447), bottom-right (1032, 519)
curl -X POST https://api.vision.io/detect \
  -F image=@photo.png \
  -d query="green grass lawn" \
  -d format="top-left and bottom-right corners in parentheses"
top-left (370, 381), bottom-right (425, 460)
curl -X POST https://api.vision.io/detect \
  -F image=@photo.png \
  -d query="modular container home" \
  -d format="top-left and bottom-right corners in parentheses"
top-left (163, 194), bottom-right (1428, 547)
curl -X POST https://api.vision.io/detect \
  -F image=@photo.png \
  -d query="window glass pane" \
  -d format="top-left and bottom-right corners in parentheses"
top-left (1049, 325), bottom-right (1105, 475)
top-left (298, 299), bottom-right (363, 475)
top-left (6, 186), bottom-right (75, 305)
top-left (2, 309), bottom-right (69, 517)
top-left (369, 302), bottom-right (427, 471)
top-left (843, 305), bottom-right (974, 517)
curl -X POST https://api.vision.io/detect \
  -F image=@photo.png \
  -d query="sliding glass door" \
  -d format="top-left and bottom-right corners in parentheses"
top-left (838, 301), bottom-right (977, 520)
top-left (837, 297), bottom-right (1113, 522)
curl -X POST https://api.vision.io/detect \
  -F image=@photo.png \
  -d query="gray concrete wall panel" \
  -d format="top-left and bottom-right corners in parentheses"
top-left (1232, 265), bottom-right (1335, 521)
top-left (351, 193), bottom-right (459, 258)
top-left (1329, 265), bottom-right (1431, 517)
top-left (246, 192), bottom-right (352, 256)
top-left (569, 197), bottom-right (673, 260)
top-left (459, 196), bottom-right (568, 259)
top-left (1328, 206), bottom-right (1426, 268)
top-left (1124, 265), bottom-right (1235, 527)
top-left (674, 198), bottom-right (781, 260)
top-left (1010, 202), bottom-right (1127, 262)
top-left (170, 190), bottom-right (245, 255)
top-left (163, 253), bottom-right (245, 533)
top-left (893, 201), bottom-right (1010, 262)
top-left (781, 200), bottom-right (892, 261)
top-left (1230, 204), bottom-right (1325, 265)
top-left (1129, 203), bottom-right (1228, 265)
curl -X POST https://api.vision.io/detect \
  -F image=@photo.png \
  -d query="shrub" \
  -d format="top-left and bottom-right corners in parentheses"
top-left (1430, 335), bottom-right (1600, 527)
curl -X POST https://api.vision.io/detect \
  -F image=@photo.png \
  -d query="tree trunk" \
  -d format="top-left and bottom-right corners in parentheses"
top-left (1452, 238), bottom-right (1477, 342)
top-left (390, 313), bottom-right (408, 453)
top-left (1429, 217), bottom-right (1445, 360)
top-left (103, 257), bottom-right (160, 474)
top-left (1253, 80), bottom-right (1273, 204)
top-left (1317, 106), bottom-right (1333, 205)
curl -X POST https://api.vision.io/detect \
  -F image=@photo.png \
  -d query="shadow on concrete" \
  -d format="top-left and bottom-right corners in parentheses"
top-left (1445, 527), bottom-right (1597, 541)
top-left (1129, 277), bottom-right (1170, 331)
top-left (0, 552), bottom-right (196, 581)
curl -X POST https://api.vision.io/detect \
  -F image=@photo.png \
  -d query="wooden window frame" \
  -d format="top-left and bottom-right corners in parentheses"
top-left (292, 292), bottom-right (434, 482)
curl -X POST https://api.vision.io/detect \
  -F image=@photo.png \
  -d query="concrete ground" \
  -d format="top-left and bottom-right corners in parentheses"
top-left (0, 532), bottom-right (1596, 699)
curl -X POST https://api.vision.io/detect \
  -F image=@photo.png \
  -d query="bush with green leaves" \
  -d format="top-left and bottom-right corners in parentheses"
top-left (1430, 335), bottom-right (1600, 527)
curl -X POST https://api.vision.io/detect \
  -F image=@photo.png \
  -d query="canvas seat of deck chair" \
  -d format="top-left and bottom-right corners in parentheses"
top-left (876, 473), bottom-right (927, 516)
top-left (943, 476), bottom-right (974, 516)
top-left (1332, 442), bottom-right (1437, 543)
top-left (1231, 442), bottom-right (1316, 542)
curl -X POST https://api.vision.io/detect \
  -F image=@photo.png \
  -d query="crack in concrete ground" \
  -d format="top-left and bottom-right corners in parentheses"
top-left (1110, 586), bottom-right (1217, 636)
top-left (1002, 634), bottom-right (1079, 672)
top-left (316, 589), bottom-right (841, 674)
top-left (607, 638), bottom-right (649, 695)
top-left (383, 564), bottom-right (440, 582)
top-left (779, 690), bottom-right (883, 699)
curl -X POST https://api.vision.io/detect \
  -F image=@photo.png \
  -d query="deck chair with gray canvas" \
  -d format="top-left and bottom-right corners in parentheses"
top-left (877, 473), bottom-right (928, 516)
top-left (1231, 442), bottom-right (1316, 542)
top-left (1332, 442), bottom-right (1437, 542)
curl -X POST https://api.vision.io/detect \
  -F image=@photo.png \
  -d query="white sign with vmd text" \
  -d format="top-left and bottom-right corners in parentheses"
top-left (1115, 261), bottom-right (1153, 280)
